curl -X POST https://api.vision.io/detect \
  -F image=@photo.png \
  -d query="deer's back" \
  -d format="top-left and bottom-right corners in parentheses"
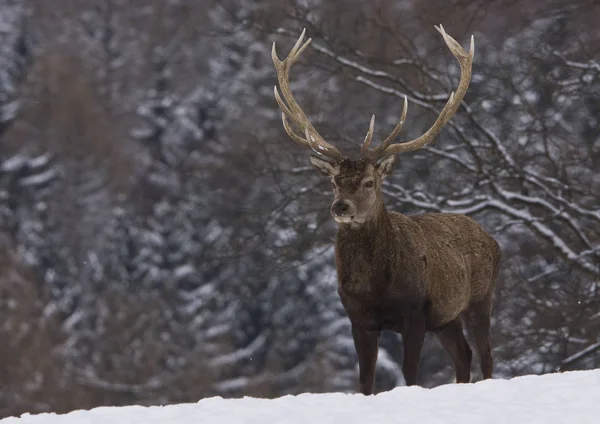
top-left (400, 212), bottom-right (500, 328)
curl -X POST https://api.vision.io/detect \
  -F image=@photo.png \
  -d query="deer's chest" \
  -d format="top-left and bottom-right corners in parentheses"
top-left (335, 240), bottom-right (426, 330)
top-left (335, 237), bottom-right (389, 283)
top-left (336, 257), bottom-right (413, 330)
top-left (334, 241), bottom-right (415, 298)
top-left (338, 286), bottom-right (420, 331)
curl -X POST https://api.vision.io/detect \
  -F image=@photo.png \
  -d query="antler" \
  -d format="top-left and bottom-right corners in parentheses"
top-left (272, 29), bottom-right (344, 161)
top-left (361, 25), bottom-right (474, 161)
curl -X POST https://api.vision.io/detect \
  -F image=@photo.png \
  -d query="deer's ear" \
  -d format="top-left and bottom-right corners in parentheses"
top-left (310, 156), bottom-right (337, 176)
top-left (376, 155), bottom-right (396, 179)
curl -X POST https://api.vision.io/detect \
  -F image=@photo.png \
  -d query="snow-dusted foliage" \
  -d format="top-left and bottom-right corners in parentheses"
top-left (0, 0), bottom-right (29, 133)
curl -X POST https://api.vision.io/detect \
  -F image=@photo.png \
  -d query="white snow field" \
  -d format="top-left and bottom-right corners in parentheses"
top-left (2, 370), bottom-right (599, 424)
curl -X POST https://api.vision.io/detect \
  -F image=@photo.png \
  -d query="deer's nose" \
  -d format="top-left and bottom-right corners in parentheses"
top-left (331, 200), bottom-right (351, 216)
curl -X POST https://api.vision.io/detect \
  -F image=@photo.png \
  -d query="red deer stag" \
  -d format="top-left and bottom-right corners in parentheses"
top-left (272, 26), bottom-right (500, 394)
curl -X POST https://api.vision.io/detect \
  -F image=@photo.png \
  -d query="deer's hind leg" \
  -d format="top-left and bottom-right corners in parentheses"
top-left (436, 318), bottom-right (472, 383)
top-left (463, 292), bottom-right (494, 380)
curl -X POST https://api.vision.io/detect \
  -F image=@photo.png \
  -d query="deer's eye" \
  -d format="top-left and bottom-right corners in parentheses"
top-left (364, 180), bottom-right (374, 188)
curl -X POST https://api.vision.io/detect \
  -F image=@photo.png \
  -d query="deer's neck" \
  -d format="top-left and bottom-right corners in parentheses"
top-left (334, 199), bottom-right (396, 286)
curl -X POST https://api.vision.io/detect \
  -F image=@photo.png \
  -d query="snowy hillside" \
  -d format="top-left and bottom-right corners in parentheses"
top-left (2, 370), bottom-right (599, 424)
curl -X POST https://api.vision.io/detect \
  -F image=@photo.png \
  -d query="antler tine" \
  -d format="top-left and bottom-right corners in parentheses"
top-left (373, 25), bottom-right (474, 160)
top-left (279, 112), bottom-right (345, 160)
top-left (360, 115), bottom-right (376, 158)
top-left (361, 96), bottom-right (408, 159)
top-left (280, 112), bottom-right (310, 145)
top-left (272, 29), bottom-right (344, 161)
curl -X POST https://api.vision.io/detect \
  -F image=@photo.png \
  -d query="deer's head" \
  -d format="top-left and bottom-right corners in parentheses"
top-left (272, 27), bottom-right (474, 227)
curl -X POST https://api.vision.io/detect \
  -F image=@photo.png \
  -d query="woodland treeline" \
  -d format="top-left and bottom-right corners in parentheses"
top-left (0, 0), bottom-right (599, 418)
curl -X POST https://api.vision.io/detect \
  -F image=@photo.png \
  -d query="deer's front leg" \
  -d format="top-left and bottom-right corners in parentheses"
top-left (351, 325), bottom-right (380, 395)
top-left (401, 313), bottom-right (426, 386)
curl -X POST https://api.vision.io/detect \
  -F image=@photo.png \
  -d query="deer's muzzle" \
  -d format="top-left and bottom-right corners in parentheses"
top-left (331, 199), bottom-right (357, 222)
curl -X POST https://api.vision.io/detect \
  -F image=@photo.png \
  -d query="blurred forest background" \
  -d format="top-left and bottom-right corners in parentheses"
top-left (0, 0), bottom-right (599, 418)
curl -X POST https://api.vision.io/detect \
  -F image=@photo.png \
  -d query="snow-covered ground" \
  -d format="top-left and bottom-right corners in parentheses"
top-left (2, 370), bottom-right (599, 423)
